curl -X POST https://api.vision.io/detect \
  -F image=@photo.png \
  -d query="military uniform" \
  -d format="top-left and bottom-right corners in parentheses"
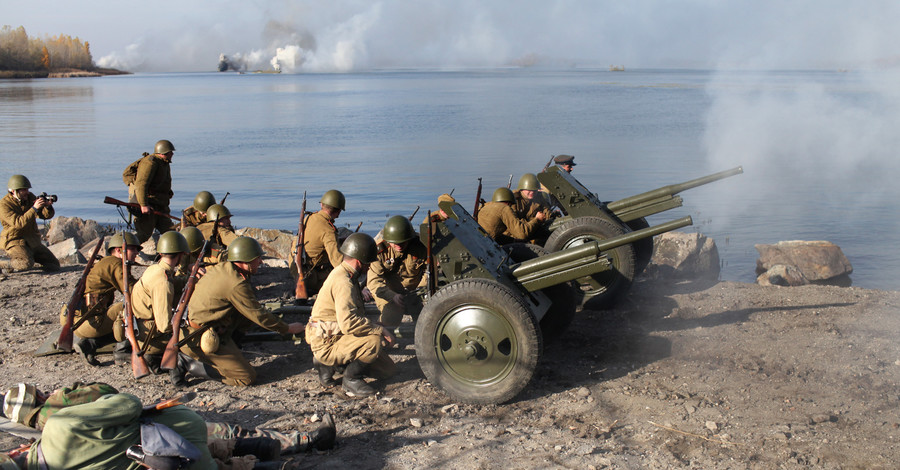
top-left (58, 255), bottom-right (135, 340)
top-left (366, 239), bottom-right (427, 327)
top-left (0, 192), bottom-right (59, 272)
top-left (511, 190), bottom-right (553, 244)
top-left (181, 205), bottom-right (206, 227)
top-left (130, 259), bottom-right (179, 355)
top-left (181, 261), bottom-right (291, 386)
top-left (306, 263), bottom-right (395, 376)
top-left (293, 210), bottom-right (343, 294)
top-left (129, 153), bottom-right (175, 243)
top-left (197, 220), bottom-right (238, 260)
top-left (477, 201), bottom-right (541, 245)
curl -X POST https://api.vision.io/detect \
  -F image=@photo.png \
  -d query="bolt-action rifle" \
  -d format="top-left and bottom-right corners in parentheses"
top-left (160, 240), bottom-right (209, 370)
top-left (542, 154), bottom-right (555, 172)
top-left (123, 246), bottom-right (150, 379)
top-left (473, 177), bottom-right (483, 219)
top-left (57, 235), bottom-right (106, 351)
top-left (219, 191), bottom-right (230, 205)
top-left (103, 196), bottom-right (181, 222)
top-left (294, 192), bottom-right (309, 301)
top-left (408, 205), bottom-right (420, 221)
top-left (507, 174), bottom-right (514, 189)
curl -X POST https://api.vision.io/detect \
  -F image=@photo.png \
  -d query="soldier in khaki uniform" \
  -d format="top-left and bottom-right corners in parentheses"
top-left (511, 173), bottom-right (553, 245)
top-left (292, 189), bottom-right (345, 295)
top-left (0, 175), bottom-right (59, 272)
top-left (129, 139), bottom-right (177, 243)
top-left (477, 187), bottom-right (546, 245)
top-left (423, 193), bottom-right (456, 224)
top-left (307, 233), bottom-right (396, 397)
top-left (175, 225), bottom-right (207, 277)
top-left (197, 204), bottom-right (239, 261)
top-left (58, 232), bottom-right (141, 366)
top-left (180, 237), bottom-right (304, 387)
top-left (181, 191), bottom-right (216, 228)
top-left (367, 216), bottom-right (427, 328)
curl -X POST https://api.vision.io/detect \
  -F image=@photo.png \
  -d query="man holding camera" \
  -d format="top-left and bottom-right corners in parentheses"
top-left (0, 174), bottom-right (60, 273)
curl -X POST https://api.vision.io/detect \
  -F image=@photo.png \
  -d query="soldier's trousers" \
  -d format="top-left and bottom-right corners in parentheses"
top-left (133, 213), bottom-right (175, 244)
top-left (181, 338), bottom-right (257, 387)
top-left (59, 302), bottom-right (123, 339)
top-left (373, 291), bottom-right (424, 328)
top-left (206, 422), bottom-right (311, 454)
top-left (312, 333), bottom-right (397, 379)
top-left (4, 243), bottom-right (60, 272)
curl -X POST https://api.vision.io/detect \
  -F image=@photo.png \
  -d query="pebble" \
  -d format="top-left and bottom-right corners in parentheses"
top-left (705, 421), bottom-right (718, 431)
top-left (441, 404), bottom-right (458, 414)
top-left (575, 387), bottom-right (591, 397)
top-left (410, 418), bottom-right (423, 428)
top-left (575, 444), bottom-right (595, 455)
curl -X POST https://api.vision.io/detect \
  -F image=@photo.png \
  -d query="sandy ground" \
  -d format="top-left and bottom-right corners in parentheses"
top-left (1, 261), bottom-right (899, 469)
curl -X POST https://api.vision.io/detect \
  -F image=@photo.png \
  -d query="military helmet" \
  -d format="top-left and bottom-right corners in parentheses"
top-left (228, 236), bottom-right (265, 262)
top-left (156, 231), bottom-right (189, 255)
top-left (382, 215), bottom-right (416, 244)
top-left (108, 232), bottom-right (141, 253)
top-left (3, 383), bottom-right (39, 425)
top-left (7, 175), bottom-right (31, 191)
top-left (491, 187), bottom-right (515, 203)
top-left (180, 226), bottom-right (205, 253)
top-left (206, 204), bottom-right (232, 222)
top-left (320, 189), bottom-right (346, 211)
top-left (340, 232), bottom-right (378, 263)
top-left (192, 191), bottom-right (216, 212)
top-left (517, 173), bottom-right (540, 191)
top-left (154, 139), bottom-right (175, 154)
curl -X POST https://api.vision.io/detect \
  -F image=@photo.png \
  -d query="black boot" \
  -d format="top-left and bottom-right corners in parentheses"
top-left (113, 341), bottom-right (131, 366)
top-left (341, 361), bottom-right (376, 397)
top-left (312, 357), bottom-right (338, 387)
top-left (73, 336), bottom-right (100, 367)
top-left (232, 437), bottom-right (281, 461)
top-left (307, 413), bottom-right (336, 451)
top-left (185, 355), bottom-right (221, 381)
top-left (169, 354), bottom-right (190, 388)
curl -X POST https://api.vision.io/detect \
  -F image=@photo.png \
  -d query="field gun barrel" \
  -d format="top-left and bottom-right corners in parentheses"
top-left (606, 166), bottom-right (742, 214)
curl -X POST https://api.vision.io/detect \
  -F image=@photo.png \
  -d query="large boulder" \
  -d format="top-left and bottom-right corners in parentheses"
top-left (47, 216), bottom-right (103, 247)
top-left (645, 231), bottom-right (720, 281)
top-left (48, 238), bottom-right (86, 266)
top-left (756, 264), bottom-right (809, 287)
top-left (236, 227), bottom-right (295, 260)
top-left (755, 240), bottom-right (852, 284)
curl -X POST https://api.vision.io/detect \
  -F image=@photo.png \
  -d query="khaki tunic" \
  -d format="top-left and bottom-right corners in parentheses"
top-left (181, 206), bottom-right (206, 227)
top-left (183, 261), bottom-right (289, 386)
top-left (131, 260), bottom-right (177, 353)
top-left (0, 192), bottom-right (59, 271)
top-left (306, 263), bottom-right (390, 369)
top-left (198, 221), bottom-right (238, 260)
top-left (131, 154), bottom-right (172, 210)
top-left (477, 201), bottom-right (540, 244)
top-left (292, 210), bottom-right (343, 294)
top-left (512, 190), bottom-right (550, 219)
top-left (366, 239), bottom-right (427, 326)
top-left (58, 255), bottom-right (134, 338)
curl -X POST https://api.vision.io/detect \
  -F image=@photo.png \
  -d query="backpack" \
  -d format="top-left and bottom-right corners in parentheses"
top-left (122, 153), bottom-right (150, 185)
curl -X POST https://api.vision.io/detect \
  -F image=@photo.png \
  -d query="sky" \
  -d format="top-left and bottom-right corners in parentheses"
top-left (3, 0), bottom-right (900, 73)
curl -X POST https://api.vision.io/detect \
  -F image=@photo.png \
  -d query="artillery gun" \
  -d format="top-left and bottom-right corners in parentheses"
top-left (536, 166), bottom-right (743, 309)
top-left (414, 201), bottom-right (692, 404)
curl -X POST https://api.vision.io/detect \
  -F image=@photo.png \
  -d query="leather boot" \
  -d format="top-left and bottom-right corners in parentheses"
top-left (73, 336), bottom-right (100, 367)
top-left (341, 361), bottom-right (376, 397)
top-left (285, 413), bottom-right (337, 453)
top-left (169, 354), bottom-right (190, 388)
top-left (312, 357), bottom-right (338, 387)
top-left (232, 437), bottom-right (281, 461)
top-left (185, 355), bottom-right (221, 381)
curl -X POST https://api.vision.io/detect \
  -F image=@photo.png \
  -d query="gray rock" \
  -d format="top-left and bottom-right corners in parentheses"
top-left (646, 231), bottom-right (720, 280)
top-left (236, 227), bottom-right (295, 260)
top-left (757, 264), bottom-right (809, 287)
top-left (47, 216), bottom-right (103, 247)
top-left (755, 240), bottom-right (852, 283)
top-left (48, 238), bottom-right (86, 265)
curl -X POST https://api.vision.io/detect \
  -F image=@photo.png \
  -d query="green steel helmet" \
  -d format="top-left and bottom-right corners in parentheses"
top-left (7, 174), bottom-right (31, 191)
top-left (206, 204), bottom-right (232, 222)
top-left (108, 232), bottom-right (141, 252)
top-left (192, 191), bottom-right (216, 212)
top-left (517, 173), bottom-right (540, 191)
top-left (156, 230), bottom-right (189, 255)
top-left (3, 383), bottom-right (39, 425)
top-left (227, 236), bottom-right (265, 262)
top-left (154, 139), bottom-right (175, 154)
top-left (491, 187), bottom-right (515, 203)
top-left (382, 215), bottom-right (416, 244)
top-left (320, 189), bottom-right (346, 211)
top-left (180, 226), bottom-right (205, 253)
top-left (340, 232), bottom-right (378, 263)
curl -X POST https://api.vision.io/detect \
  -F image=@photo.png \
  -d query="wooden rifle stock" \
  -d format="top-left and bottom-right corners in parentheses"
top-left (473, 178), bottom-right (483, 219)
top-left (58, 235), bottom-right (106, 351)
top-left (103, 196), bottom-right (181, 222)
top-left (160, 240), bottom-right (208, 370)
top-left (294, 192), bottom-right (309, 300)
top-left (142, 392), bottom-right (197, 414)
top-left (123, 249), bottom-right (151, 379)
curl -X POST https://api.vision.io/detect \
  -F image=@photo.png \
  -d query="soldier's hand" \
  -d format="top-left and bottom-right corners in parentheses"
top-left (361, 287), bottom-right (374, 302)
top-left (535, 211), bottom-right (547, 221)
top-left (140, 205), bottom-right (151, 214)
top-left (33, 197), bottom-right (48, 210)
top-left (391, 293), bottom-right (405, 306)
top-left (287, 322), bottom-right (305, 335)
top-left (382, 328), bottom-right (397, 348)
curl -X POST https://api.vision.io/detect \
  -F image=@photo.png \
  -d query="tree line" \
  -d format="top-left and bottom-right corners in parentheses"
top-left (0, 25), bottom-right (93, 71)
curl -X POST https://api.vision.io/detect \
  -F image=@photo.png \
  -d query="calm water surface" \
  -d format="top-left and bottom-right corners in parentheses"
top-left (1, 69), bottom-right (896, 289)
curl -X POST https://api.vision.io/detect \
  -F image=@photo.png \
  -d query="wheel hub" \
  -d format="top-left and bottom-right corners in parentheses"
top-left (435, 304), bottom-right (517, 385)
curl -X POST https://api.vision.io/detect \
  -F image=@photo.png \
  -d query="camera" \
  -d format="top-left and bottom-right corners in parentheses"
top-left (38, 192), bottom-right (58, 203)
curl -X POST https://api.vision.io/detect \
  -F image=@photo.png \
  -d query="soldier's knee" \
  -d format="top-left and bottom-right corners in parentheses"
top-left (10, 257), bottom-right (33, 271)
top-left (223, 368), bottom-right (257, 387)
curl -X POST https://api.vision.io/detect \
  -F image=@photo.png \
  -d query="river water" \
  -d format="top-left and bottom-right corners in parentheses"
top-left (1, 68), bottom-right (897, 289)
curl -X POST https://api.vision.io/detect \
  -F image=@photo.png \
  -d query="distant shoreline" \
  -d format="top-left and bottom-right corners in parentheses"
top-left (0, 67), bottom-right (130, 79)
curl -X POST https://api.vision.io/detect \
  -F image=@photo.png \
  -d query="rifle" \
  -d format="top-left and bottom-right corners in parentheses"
top-left (473, 177), bottom-right (483, 219)
top-left (507, 174), bottom-right (514, 189)
top-left (104, 196), bottom-right (181, 222)
top-left (294, 192), bottom-right (309, 301)
top-left (160, 240), bottom-right (209, 370)
top-left (542, 155), bottom-right (555, 172)
top-left (219, 191), bottom-right (230, 204)
top-left (426, 211), bottom-right (436, 296)
top-left (408, 206), bottom-right (420, 221)
top-left (123, 246), bottom-right (151, 379)
top-left (355, 221), bottom-right (363, 232)
top-left (58, 235), bottom-right (106, 351)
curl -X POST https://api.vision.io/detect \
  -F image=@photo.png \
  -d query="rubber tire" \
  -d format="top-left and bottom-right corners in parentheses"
top-left (415, 279), bottom-right (542, 405)
top-left (624, 216), bottom-right (654, 274)
top-left (503, 243), bottom-right (578, 342)
top-left (544, 216), bottom-right (636, 310)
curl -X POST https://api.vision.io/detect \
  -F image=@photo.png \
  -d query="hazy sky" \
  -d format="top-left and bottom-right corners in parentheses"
top-left (3, 0), bottom-right (899, 72)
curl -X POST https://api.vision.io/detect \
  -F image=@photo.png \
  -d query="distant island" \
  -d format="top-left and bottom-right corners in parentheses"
top-left (0, 25), bottom-right (128, 78)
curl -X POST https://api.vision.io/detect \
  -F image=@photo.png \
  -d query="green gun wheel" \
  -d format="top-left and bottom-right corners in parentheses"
top-left (503, 243), bottom-right (578, 342)
top-left (544, 216), bottom-right (636, 310)
top-left (415, 279), bottom-right (542, 405)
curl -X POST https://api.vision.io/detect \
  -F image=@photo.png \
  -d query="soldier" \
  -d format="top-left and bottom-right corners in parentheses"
top-left (294, 189), bottom-right (345, 295)
top-left (423, 193), bottom-right (456, 223)
top-left (553, 154), bottom-right (577, 173)
top-left (307, 233), bottom-right (397, 397)
top-left (176, 225), bottom-right (207, 277)
top-left (59, 232), bottom-right (142, 367)
top-left (477, 187), bottom-right (546, 245)
top-left (0, 175), bottom-right (60, 273)
top-left (367, 216), bottom-right (427, 328)
top-left (129, 139), bottom-right (177, 243)
top-left (197, 203), bottom-right (239, 260)
top-left (182, 190), bottom-right (216, 228)
top-left (179, 237), bottom-right (304, 387)
top-left (511, 173), bottom-right (553, 244)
